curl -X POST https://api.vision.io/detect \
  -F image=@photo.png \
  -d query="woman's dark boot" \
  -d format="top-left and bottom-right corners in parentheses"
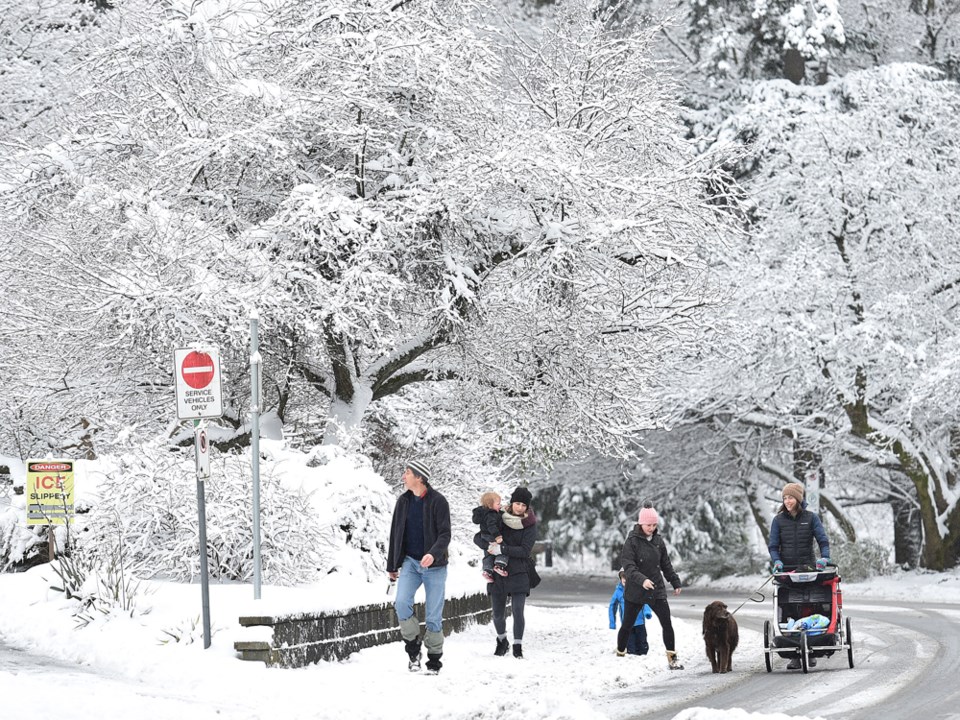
top-left (495, 637), bottom-right (509, 656)
top-left (513, 643), bottom-right (523, 659)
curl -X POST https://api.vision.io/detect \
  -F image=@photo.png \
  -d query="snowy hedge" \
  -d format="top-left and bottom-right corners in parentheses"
top-left (59, 443), bottom-right (394, 586)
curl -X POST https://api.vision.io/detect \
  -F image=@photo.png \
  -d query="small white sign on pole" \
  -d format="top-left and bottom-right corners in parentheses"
top-left (174, 347), bottom-right (224, 420)
top-left (196, 424), bottom-right (210, 480)
top-left (806, 472), bottom-right (820, 515)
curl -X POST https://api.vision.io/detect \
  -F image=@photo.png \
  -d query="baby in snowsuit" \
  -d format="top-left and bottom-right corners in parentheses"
top-left (609, 569), bottom-right (653, 655)
top-left (471, 491), bottom-right (509, 582)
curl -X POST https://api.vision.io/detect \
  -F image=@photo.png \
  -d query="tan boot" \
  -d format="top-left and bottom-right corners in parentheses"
top-left (666, 650), bottom-right (684, 670)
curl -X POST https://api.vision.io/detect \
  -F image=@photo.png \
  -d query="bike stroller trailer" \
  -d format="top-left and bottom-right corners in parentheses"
top-left (762, 565), bottom-right (854, 673)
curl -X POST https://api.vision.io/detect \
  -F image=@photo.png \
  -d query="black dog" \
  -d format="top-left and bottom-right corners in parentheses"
top-left (703, 600), bottom-right (739, 673)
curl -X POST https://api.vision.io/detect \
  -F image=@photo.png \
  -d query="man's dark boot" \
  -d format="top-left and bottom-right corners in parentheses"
top-left (425, 653), bottom-right (443, 675)
top-left (405, 638), bottom-right (422, 672)
top-left (495, 637), bottom-right (509, 656)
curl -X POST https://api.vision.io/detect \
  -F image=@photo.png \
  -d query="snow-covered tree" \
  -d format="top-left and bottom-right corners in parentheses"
top-left (532, 428), bottom-right (764, 576)
top-left (0, 0), bottom-right (736, 462)
top-left (685, 63), bottom-right (960, 569)
top-left (688, 0), bottom-right (845, 81)
top-left (910, 0), bottom-right (960, 66)
top-left (0, 0), bottom-right (113, 140)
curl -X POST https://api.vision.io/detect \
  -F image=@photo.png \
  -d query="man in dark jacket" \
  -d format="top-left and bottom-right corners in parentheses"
top-left (386, 460), bottom-right (451, 675)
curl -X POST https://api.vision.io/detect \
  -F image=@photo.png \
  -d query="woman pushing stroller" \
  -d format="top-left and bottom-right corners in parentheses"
top-left (768, 482), bottom-right (831, 574)
top-left (768, 482), bottom-right (832, 669)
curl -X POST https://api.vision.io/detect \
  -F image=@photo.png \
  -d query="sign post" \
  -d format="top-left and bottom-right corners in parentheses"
top-left (806, 471), bottom-right (821, 516)
top-left (249, 314), bottom-right (263, 600)
top-left (174, 346), bottom-right (223, 650)
top-left (194, 418), bottom-right (211, 650)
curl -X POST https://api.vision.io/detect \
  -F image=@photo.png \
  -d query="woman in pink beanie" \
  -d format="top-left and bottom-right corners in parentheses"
top-left (616, 502), bottom-right (684, 669)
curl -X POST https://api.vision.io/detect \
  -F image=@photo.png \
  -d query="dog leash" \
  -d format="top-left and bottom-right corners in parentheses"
top-left (729, 574), bottom-right (774, 616)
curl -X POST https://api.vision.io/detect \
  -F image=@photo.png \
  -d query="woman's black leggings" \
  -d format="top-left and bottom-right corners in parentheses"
top-left (617, 597), bottom-right (675, 652)
top-left (490, 588), bottom-right (526, 642)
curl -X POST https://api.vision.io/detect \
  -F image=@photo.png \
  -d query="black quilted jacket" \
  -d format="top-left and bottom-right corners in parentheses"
top-left (620, 526), bottom-right (681, 604)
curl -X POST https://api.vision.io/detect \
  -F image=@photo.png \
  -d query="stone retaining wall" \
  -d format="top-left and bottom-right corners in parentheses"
top-left (235, 591), bottom-right (501, 668)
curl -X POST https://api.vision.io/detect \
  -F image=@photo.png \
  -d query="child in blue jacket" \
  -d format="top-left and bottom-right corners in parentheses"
top-left (609, 569), bottom-right (653, 655)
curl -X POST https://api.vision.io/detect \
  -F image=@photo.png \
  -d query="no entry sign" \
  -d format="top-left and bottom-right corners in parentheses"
top-left (175, 347), bottom-right (224, 420)
top-left (182, 351), bottom-right (216, 389)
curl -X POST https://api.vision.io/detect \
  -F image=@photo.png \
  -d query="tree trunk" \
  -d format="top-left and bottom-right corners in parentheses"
top-left (816, 59), bottom-right (829, 86)
top-left (891, 494), bottom-right (922, 568)
top-left (783, 48), bottom-right (805, 85)
top-left (838, 428), bottom-right (960, 569)
top-left (323, 389), bottom-right (373, 446)
top-left (820, 494), bottom-right (857, 543)
top-left (746, 480), bottom-right (770, 546)
top-left (829, 220), bottom-right (960, 568)
top-left (792, 436), bottom-right (825, 516)
top-left (791, 436), bottom-right (819, 484)
top-left (889, 442), bottom-right (960, 569)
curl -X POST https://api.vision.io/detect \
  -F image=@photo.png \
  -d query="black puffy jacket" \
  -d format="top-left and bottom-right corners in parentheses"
top-left (619, 525), bottom-right (681, 604)
top-left (768, 505), bottom-right (830, 569)
top-left (472, 505), bottom-right (502, 543)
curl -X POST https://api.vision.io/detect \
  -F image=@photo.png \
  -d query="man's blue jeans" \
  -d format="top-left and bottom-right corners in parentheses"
top-left (395, 555), bottom-right (447, 654)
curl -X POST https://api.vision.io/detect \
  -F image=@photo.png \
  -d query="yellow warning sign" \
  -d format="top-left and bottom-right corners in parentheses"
top-left (26, 459), bottom-right (74, 526)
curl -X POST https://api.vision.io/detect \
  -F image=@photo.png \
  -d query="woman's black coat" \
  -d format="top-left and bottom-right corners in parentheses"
top-left (475, 510), bottom-right (538, 595)
top-left (619, 525), bottom-right (681, 605)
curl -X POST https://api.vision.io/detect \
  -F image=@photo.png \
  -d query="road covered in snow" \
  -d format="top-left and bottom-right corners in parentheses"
top-left (533, 575), bottom-right (960, 720)
top-left (1, 568), bottom-right (958, 720)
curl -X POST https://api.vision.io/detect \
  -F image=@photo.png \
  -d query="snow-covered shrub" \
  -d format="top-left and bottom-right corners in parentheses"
top-left (542, 449), bottom-right (760, 578)
top-left (548, 480), bottom-right (636, 563)
top-left (666, 498), bottom-right (757, 578)
top-left (158, 616), bottom-right (206, 646)
top-left (830, 537), bottom-right (892, 581)
top-left (686, 549), bottom-right (769, 580)
top-left (49, 535), bottom-right (145, 627)
top-left (0, 507), bottom-right (47, 570)
top-left (78, 443), bottom-right (392, 585)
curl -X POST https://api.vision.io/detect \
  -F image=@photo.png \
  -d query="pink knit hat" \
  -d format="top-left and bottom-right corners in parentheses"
top-left (638, 505), bottom-right (659, 525)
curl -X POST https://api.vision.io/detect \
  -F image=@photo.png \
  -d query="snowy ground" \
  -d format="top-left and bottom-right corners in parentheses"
top-left (2, 561), bottom-right (959, 720)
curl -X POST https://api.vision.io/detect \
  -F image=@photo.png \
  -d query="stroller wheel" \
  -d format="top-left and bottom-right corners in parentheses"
top-left (763, 620), bottom-right (772, 673)
top-left (800, 631), bottom-right (810, 674)
top-left (846, 617), bottom-right (855, 668)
